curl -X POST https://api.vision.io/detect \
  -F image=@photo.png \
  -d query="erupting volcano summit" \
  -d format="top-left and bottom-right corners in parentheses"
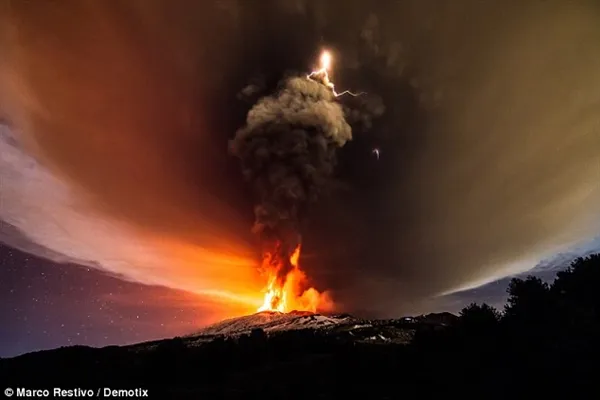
top-left (231, 50), bottom-right (356, 314)
top-left (257, 244), bottom-right (332, 313)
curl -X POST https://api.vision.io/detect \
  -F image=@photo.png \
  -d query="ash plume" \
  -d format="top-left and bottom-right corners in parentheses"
top-left (230, 77), bottom-right (351, 282)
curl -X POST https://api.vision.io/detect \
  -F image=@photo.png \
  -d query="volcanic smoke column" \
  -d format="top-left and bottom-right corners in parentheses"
top-left (230, 53), bottom-right (352, 312)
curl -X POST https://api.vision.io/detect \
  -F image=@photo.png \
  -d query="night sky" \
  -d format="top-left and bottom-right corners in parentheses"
top-left (2, 1), bottom-right (600, 357)
top-left (0, 244), bottom-right (219, 357)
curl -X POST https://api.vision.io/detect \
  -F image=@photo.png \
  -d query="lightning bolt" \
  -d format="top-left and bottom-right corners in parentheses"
top-left (307, 50), bottom-right (365, 98)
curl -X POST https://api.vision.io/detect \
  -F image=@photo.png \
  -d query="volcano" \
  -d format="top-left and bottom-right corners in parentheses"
top-left (0, 311), bottom-right (457, 397)
top-left (189, 310), bottom-right (356, 337)
top-left (181, 311), bottom-right (455, 347)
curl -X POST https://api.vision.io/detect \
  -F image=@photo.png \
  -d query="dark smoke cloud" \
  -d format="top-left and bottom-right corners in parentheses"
top-left (230, 77), bottom-right (352, 281)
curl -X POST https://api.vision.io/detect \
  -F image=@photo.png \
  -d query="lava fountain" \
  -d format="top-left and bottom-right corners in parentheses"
top-left (257, 244), bottom-right (333, 313)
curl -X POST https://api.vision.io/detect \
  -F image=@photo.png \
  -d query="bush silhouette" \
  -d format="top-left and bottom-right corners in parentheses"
top-left (458, 303), bottom-right (501, 334)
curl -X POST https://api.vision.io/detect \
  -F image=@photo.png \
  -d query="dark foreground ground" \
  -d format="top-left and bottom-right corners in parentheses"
top-left (3, 254), bottom-right (600, 399)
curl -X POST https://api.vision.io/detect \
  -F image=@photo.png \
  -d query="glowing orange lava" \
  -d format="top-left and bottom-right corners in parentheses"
top-left (257, 245), bottom-right (333, 313)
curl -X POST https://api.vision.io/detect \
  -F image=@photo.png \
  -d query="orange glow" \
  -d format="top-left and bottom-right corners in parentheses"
top-left (258, 245), bottom-right (334, 313)
top-left (135, 232), bottom-right (332, 319)
top-left (258, 274), bottom-right (287, 313)
top-left (289, 244), bottom-right (301, 268)
top-left (138, 234), bottom-right (264, 316)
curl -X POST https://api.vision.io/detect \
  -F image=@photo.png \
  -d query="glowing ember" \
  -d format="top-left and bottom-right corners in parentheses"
top-left (257, 245), bottom-right (333, 313)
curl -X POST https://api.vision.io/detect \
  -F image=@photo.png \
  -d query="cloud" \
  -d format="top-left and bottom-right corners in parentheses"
top-left (0, 1), bottom-right (266, 316)
top-left (0, 123), bottom-right (260, 312)
top-left (1, 0), bottom-right (600, 318)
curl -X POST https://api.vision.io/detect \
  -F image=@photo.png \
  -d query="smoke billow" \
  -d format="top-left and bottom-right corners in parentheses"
top-left (230, 76), bottom-right (351, 282)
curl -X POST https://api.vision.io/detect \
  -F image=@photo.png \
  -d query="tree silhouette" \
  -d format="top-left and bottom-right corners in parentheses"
top-left (552, 255), bottom-right (600, 313)
top-left (459, 303), bottom-right (501, 330)
top-left (548, 255), bottom-right (600, 350)
top-left (504, 276), bottom-right (552, 325)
